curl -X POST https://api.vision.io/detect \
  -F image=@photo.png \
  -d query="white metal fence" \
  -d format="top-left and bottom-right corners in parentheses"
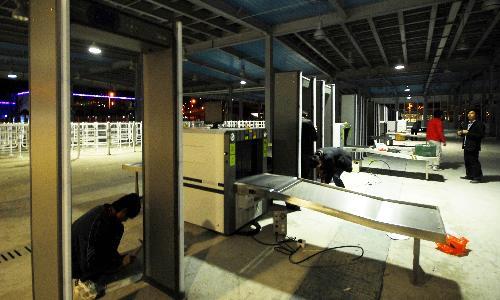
top-left (222, 120), bottom-right (265, 128)
top-left (0, 122), bottom-right (143, 157)
top-left (1, 120), bottom-right (267, 157)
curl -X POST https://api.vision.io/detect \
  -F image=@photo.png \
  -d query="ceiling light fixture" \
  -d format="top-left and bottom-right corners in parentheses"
top-left (407, 96), bottom-right (411, 100)
top-left (313, 19), bottom-right (326, 40)
top-left (394, 58), bottom-right (405, 70)
top-left (12, 0), bottom-right (29, 22)
top-left (88, 43), bottom-right (102, 55)
top-left (7, 70), bottom-right (17, 79)
top-left (404, 88), bottom-right (410, 92)
top-left (240, 80), bottom-right (247, 85)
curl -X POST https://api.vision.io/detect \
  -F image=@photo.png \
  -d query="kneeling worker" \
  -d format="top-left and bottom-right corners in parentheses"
top-left (72, 193), bottom-right (142, 298)
top-left (311, 147), bottom-right (353, 188)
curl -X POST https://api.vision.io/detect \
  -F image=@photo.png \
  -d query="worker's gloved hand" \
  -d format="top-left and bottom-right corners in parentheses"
top-left (122, 254), bottom-right (136, 267)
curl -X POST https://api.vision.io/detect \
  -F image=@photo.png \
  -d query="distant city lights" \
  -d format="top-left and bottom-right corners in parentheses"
top-left (16, 91), bottom-right (135, 100)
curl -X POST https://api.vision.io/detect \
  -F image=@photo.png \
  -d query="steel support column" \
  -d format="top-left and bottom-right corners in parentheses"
top-left (265, 35), bottom-right (274, 141)
top-left (142, 22), bottom-right (184, 298)
top-left (30, 0), bottom-right (72, 299)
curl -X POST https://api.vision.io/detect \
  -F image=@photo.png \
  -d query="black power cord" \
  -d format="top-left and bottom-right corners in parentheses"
top-left (237, 220), bottom-right (365, 267)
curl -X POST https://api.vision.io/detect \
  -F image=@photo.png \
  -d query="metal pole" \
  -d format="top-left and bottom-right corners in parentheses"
top-left (107, 121), bottom-right (111, 155)
top-left (76, 122), bottom-right (81, 159)
top-left (132, 121), bottom-right (137, 152)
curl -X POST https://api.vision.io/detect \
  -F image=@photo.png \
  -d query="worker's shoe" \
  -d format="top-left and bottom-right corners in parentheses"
top-left (460, 176), bottom-right (471, 180)
top-left (470, 178), bottom-right (483, 183)
top-left (73, 279), bottom-right (98, 300)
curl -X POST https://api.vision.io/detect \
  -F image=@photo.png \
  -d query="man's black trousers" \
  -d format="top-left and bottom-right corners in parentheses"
top-left (464, 150), bottom-right (482, 179)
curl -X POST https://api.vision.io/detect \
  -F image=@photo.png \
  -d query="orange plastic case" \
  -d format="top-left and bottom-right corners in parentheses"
top-left (436, 234), bottom-right (469, 256)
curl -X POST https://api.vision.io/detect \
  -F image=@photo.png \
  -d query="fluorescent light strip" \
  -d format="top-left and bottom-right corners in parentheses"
top-left (0, 101), bottom-right (16, 105)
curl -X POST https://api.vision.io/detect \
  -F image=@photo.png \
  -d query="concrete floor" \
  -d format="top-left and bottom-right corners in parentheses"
top-left (1, 135), bottom-right (500, 299)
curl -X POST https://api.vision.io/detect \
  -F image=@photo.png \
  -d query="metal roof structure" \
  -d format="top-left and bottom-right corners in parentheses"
top-left (0, 0), bottom-right (499, 98)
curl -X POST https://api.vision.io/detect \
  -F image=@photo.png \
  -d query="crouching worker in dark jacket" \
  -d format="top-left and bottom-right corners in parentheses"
top-left (72, 193), bottom-right (141, 298)
top-left (311, 147), bottom-right (353, 188)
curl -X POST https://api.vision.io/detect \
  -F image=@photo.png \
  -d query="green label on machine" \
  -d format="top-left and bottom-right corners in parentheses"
top-left (229, 143), bottom-right (236, 166)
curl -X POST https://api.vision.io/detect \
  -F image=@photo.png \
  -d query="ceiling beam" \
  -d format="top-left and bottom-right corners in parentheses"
top-left (424, 1), bottom-right (462, 95)
top-left (367, 17), bottom-right (388, 65)
top-left (186, 0), bottom-right (458, 53)
top-left (328, 0), bottom-right (347, 20)
top-left (447, 0), bottom-right (475, 59)
top-left (185, 31), bottom-right (264, 54)
top-left (143, 0), bottom-right (238, 34)
top-left (186, 0), bottom-right (271, 34)
top-left (294, 33), bottom-right (340, 71)
top-left (397, 11), bottom-right (408, 65)
top-left (468, 9), bottom-right (500, 59)
top-left (187, 58), bottom-right (259, 84)
top-left (334, 56), bottom-right (491, 79)
top-left (425, 4), bottom-right (438, 62)
top-left (277, 36), bottom-right (334, 77)
top-left (185, 86), bottom-right (265, 97)
top-left (273, 0), bottom-right (456, 36)
top-left (340, 23), bottom-right (371, 67)
top-left (324, 37), bottom-right (353, 68)
top-left (220, 47), bottom-right (265, 69)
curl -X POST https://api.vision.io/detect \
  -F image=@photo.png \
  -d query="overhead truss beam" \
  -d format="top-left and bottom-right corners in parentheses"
top-left (425, 4), bottom-right (438, 62)
top-left (447, 0), bottom-right (475, 59)
top-left (367, 17), bottom-right (388, 65)
top-left (186, 0), bottom-right (458, 53)
top-left (328, 0), bottom-right (347, 20)
top-left (340, 23), bottom-right (371, 67)
top-left (144, 0), bottom-right (238, 34)
top-left (398, 11), bottom-right (408, 65)
top-left (186, 0), bottom-right (270, 34)
top-left (294, 33), bottom-right (340, 71)
top-left (277, 36), bottom-right (334, 77)
top-left (468, 9), bottom-right (500, 59)
top-left (324, 37), bottom-right (354, 68)
top-left (424, 1), bottom-right (462, 95)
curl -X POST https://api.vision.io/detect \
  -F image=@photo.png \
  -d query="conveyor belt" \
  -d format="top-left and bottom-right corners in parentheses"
top-left (235, 173), bottom-right (446, 243)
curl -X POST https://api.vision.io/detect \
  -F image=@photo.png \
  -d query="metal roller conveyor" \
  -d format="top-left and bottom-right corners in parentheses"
top-left (235, 173), bottom-right (446, 284)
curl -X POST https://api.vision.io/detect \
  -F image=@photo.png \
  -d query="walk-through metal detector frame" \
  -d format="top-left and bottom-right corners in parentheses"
top-left (274, 72), bottom-right (335, 178)
top-left (29, 1), bottom-right (184, 298)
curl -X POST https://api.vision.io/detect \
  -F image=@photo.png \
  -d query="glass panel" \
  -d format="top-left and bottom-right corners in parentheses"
top-left (0, 16), bottom-right (31, 297)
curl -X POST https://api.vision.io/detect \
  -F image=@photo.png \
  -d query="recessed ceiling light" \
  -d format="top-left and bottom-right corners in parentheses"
top-left (240, 80), bottom-right (247, 85)
top-left (404, 88), bottom-right (410, 92)
top-left (88, 43), bottom-right (102, 55)
top-left (395, 64), bottom-right (405, 70)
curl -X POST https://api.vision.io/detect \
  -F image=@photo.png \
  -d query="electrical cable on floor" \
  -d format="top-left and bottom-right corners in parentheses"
top-left (238, 220), bottom-right (365, 267)
top-left (366, 159), bottom-right (391, 186)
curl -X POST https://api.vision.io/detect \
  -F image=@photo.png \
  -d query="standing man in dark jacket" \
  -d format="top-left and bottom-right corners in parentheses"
top-left (458, 109), bottom-right (485, 183)
top-left (72, 193), bottom-right (141, 297)
top-left (311, 147), bottom-right (353, 188)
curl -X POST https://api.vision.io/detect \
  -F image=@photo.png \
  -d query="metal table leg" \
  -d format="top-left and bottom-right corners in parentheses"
top-left (135, 171), bottom-right (139, 195)
top-left (413, 238), bottom-right (425, 285)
